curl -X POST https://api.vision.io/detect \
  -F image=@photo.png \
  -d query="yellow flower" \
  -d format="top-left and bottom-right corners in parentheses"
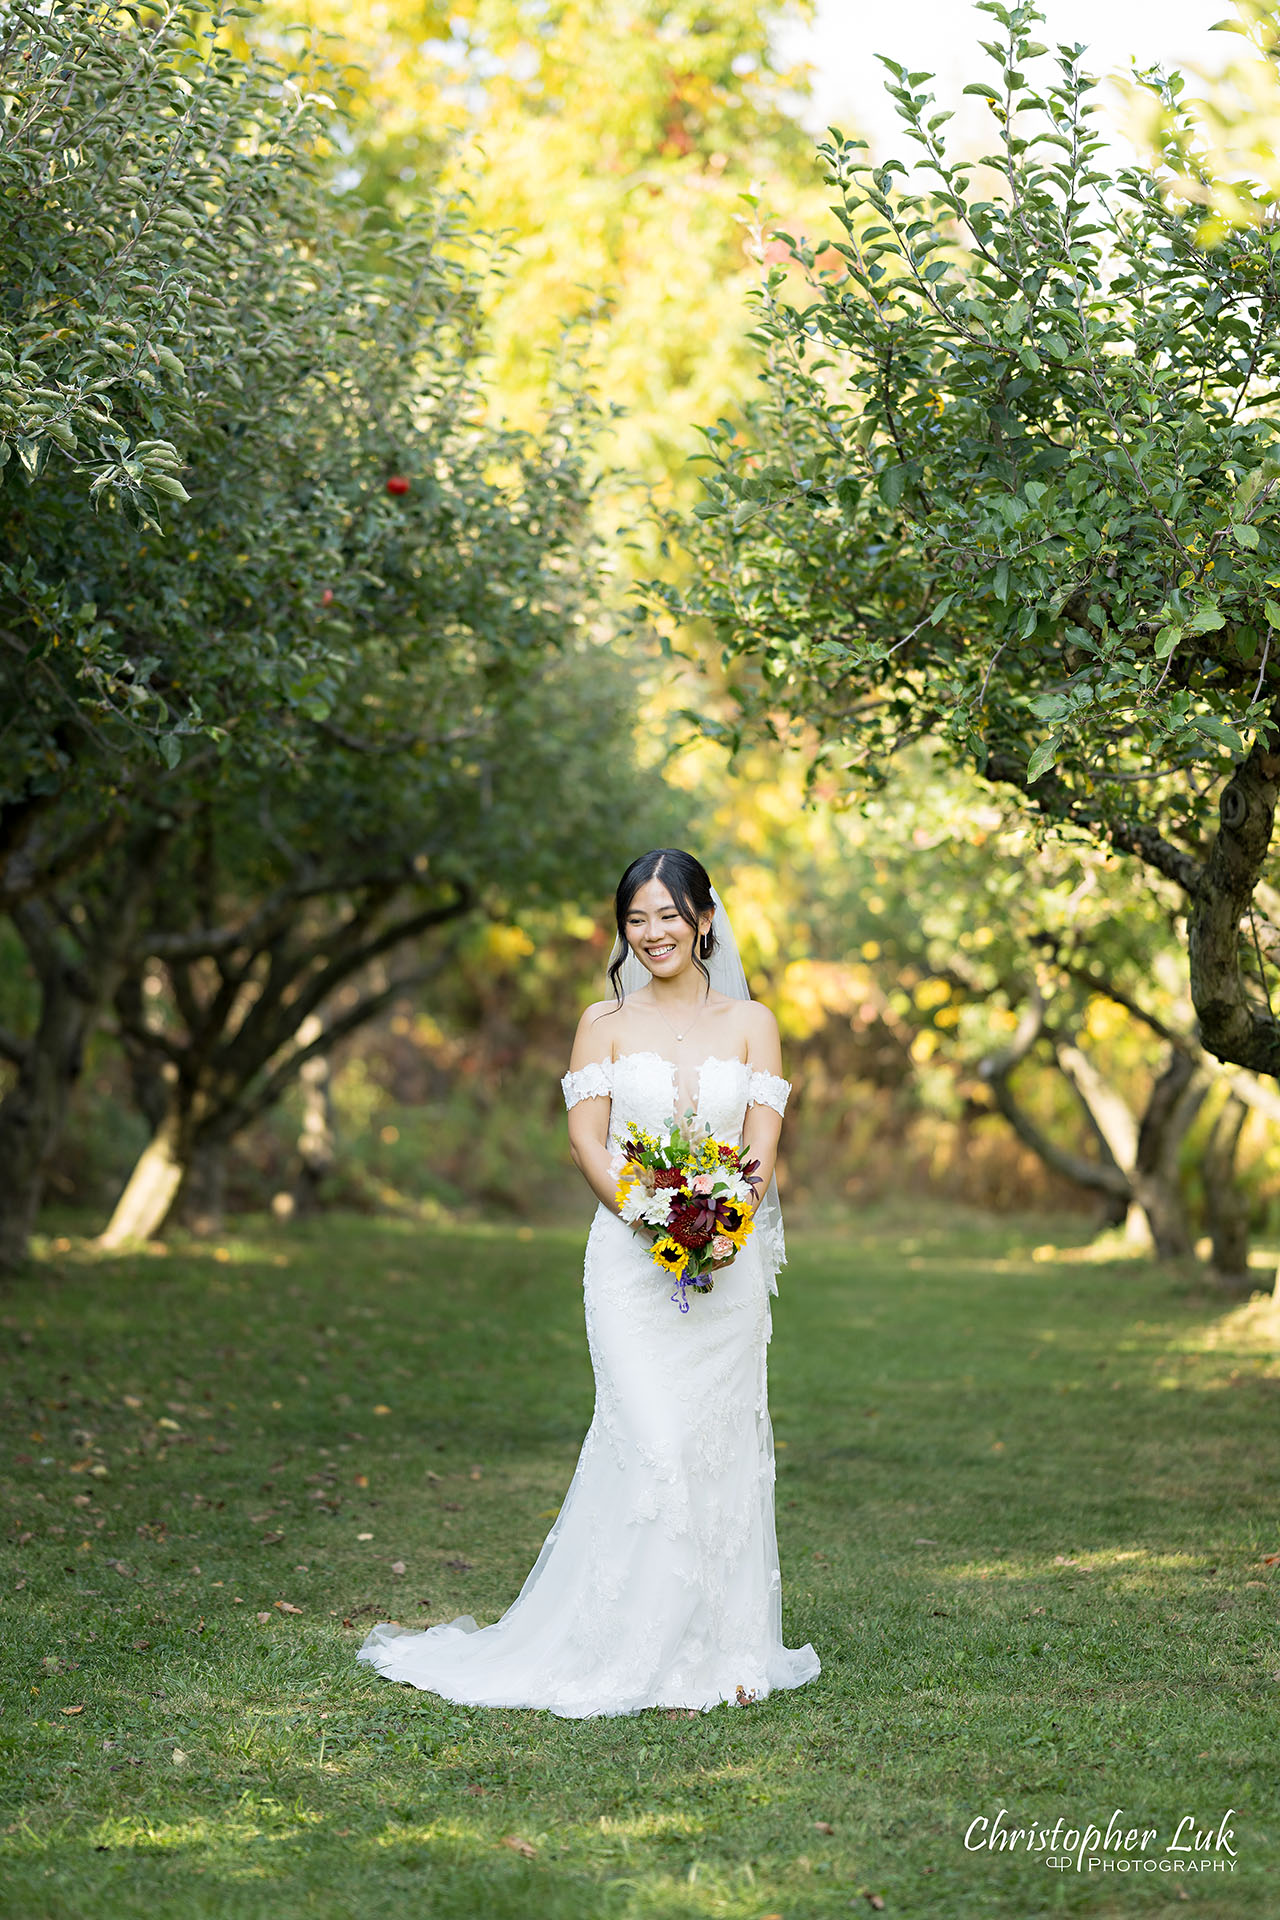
top-left (715, 1200), bottom-right (753, 1249)
top-left (650, 1235), bottom-right (688, 1277)
top-left (616, 1164), bottom-right (644, 1211)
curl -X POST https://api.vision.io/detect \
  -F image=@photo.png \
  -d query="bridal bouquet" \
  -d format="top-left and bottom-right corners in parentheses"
top-left (615, 1119), bottom-right (761, 1311)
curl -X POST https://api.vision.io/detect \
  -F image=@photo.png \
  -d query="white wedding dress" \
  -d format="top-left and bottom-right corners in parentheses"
top-left (357, 1049), bottom-right (821, 1718)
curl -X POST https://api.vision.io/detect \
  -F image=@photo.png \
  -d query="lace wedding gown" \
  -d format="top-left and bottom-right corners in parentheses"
top-left (357, 1050), bottom-right (821, 1718)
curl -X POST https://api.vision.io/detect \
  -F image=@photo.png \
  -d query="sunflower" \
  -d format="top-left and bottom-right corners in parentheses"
top-left (714, 1198), bottom-right (752, 1248)
top-left (650, 1235), bottom-right (688, 1277)
top-left (616, 1163), bottom-right (645, 1211)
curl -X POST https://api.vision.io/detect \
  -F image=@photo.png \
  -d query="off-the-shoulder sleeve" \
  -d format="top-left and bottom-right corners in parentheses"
top-left (746, 1068), bottom-right (790, 1116)
top-left (561, 1059), bottom-right (613, 1110)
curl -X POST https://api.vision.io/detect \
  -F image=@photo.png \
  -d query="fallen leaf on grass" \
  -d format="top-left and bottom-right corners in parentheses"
top-left (274, 1600), bottom-right (303, 1615)
top-left (444, 1557), bottom-right (473, 1572)
top-left (1259, 1552), bottom-right (1280, 1567)
top-left (814, 1820), bottom-right (835, 1835)
top-left (465, 1783), bottom-right (486, 1796)
top-left (354, 1474), bottom-right (369, 1489)
top-left (1053, 1555), bottom-right (1093, 1571)
top-left (131, 1640), bottom-right (150, 1652)
top-left (913, 1538), bottom-right (938, 1546)
top-left (61, 1705), bottom-right (84, 1716)
top-left (373, 1405), bottom-right (391, 1417)
top-left (256, 1612), bottom-right (271, 1624)
top-left (734, 1685), bottom-right (758, 1707)
top-left (390, 1561), bottom-right (406, 1576)
top-left (171, 1749), bottom-right (188, 1767)
top-left (357, 1532), bottom-right (374, 1542)
top-left (864, 1896), bottom-right (886, 1912)
top-left (501, 1835), bottom-right (536, 1858)
top-left (260, 1533), bottom-right (285, 1548)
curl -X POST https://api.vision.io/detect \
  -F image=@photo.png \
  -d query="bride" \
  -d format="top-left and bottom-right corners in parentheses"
top-left (357, 847), bottom-right (821, 1717)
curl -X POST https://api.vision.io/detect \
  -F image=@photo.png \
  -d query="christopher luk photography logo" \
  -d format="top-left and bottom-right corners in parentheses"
top-left (964, 1806), bottom-right (1239, 1875)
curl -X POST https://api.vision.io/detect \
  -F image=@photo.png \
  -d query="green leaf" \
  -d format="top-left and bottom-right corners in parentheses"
top-left (1153, 622), bottom-right (1182, 659)
top-left (1231, 523), bottom-right (1259, 548)
top-left (1193, 713), bottom-right (1245, 754)
top-left (1266, 600), bottom-right (1280, 629)
top-left (1187, 606), bottom-right (1225, 634)
top-left (147, 474), bottom-right (191, 502)
top-left (878, 464), bottom-right (907, 509)
top-left (1025, 737), bottom-right (1059, 783)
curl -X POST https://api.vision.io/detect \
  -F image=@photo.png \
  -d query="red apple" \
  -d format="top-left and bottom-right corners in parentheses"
top-left (385, 474), bottom-right (410, 496)
top-left (320, 588), bottom-right (334, 606)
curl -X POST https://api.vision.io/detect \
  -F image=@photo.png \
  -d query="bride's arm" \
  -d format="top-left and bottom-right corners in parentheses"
top-left (564, 1003), bottom-right (627, 1215)
top-left (741, 1002), bottom-right (785, 1210)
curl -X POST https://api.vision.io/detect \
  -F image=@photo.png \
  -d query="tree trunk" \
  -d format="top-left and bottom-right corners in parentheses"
top-left (1127, 1048), bottom-right (1209, 1261)
top-left (96, 1106), bottom-right (186, 1249)
top-left (0, 866), bottom-right (160, 1273)
top-left (0, 951), bottom-right (94, 1271)
top-left (291, 1015), bottom-right (335, 1215)
top-left (1201, 1089), bottom-right (1252, 1290)
top-left (174, 1138), bottom-right (228, 1237)
top-left (1059, 1039), bottom-right (1206, 1260)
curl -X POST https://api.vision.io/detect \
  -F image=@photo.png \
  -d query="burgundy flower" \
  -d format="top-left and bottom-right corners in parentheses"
top-left (715, 1198), bottom-right (747, 1236)
top-left (667, 1194), bottom-right (717, 1249)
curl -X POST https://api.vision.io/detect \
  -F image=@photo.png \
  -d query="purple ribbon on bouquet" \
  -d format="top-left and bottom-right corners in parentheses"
top-left (669, 1277), bottom-right (692, 1313)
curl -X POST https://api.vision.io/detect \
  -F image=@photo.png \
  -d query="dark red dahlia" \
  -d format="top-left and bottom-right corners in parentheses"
top-left (667, 1195), bottom-right (717, 1249)
top-left (653, 1167), bottom-right (688, 1191)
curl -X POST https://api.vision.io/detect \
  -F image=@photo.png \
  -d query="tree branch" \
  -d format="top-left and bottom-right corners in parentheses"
top-left (983, 749), bottom-right (1204, 895)
top-left (976, 985), bottom-right (1131, 1196)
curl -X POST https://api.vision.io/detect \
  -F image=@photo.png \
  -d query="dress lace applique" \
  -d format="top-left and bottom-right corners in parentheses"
top-left (746, 1069), bottom-right (790, 1116)
top-left (561, 1059), bottom-right (613, 1109)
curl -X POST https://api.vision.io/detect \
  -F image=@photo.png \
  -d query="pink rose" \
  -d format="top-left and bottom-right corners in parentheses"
top-left (690, 1173), bottom-right (714, 1195)
top-left (712, 1235), bottom-right (734, 1259)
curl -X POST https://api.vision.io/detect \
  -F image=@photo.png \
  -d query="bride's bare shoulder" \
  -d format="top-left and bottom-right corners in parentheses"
top-left (568, 998), bottom-right (625, 1074)
top-left (575, 998), bottom-right (629, 1044)
top-left (741, 1000), bottom-right (780, 1044)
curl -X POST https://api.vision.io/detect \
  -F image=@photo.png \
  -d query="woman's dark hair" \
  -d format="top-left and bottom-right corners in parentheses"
top-left (607, 848), bottom-right (717, 1007)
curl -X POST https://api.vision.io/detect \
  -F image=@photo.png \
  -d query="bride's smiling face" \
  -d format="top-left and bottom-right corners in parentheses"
top-left (626, 878), bottom-right (711, 982)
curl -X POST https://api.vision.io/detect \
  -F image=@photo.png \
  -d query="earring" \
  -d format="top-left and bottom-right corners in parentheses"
top-left (699, 928), bottom-right (713, 959)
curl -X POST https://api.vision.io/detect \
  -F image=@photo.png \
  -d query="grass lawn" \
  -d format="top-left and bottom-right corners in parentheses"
top-left (1, 1204), bottom-right (1278, 1918)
